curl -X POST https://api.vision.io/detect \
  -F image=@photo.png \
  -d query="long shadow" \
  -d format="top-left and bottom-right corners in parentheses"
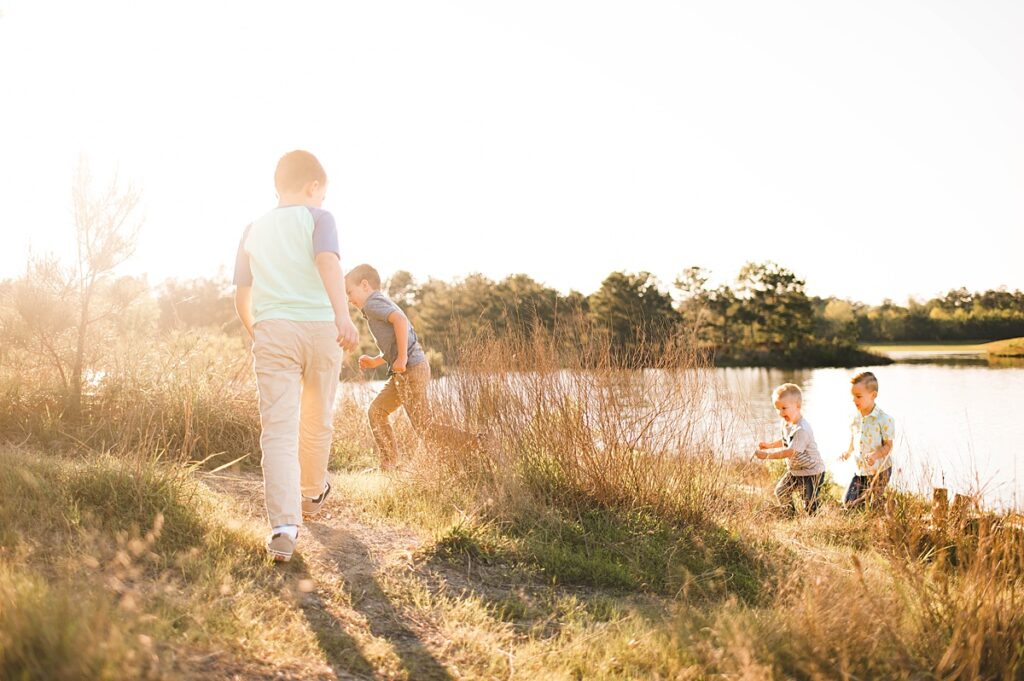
top-left (305, 521), bottom-right (454, 681)
top-left (288, 554), bottom-right (378, 680)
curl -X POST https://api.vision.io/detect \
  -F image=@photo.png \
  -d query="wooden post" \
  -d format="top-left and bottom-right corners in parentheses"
top-left (977, 515), bottom-right (993, 543)
top-left (952, 493), bottom-right (973, 528)
top-left (932, 488), bottom-right (948, 527)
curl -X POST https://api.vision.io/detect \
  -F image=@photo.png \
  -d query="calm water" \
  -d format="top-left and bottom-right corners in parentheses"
top-left (342, 354), bottom-right (1024, 509)
top-left (719, 356), bottom-right (1024, 509)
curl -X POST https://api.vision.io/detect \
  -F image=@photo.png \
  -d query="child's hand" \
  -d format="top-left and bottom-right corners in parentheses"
top-left (754, 449), bottom-right (767, 460)
top-left (358, 354), bottom-right (379, 369)
top-left (758, 441), bottom-right (771, 450)
top-left (335, 317), bottom-right (359, 352)
top-left (392, 356), bottom-right (407, 374)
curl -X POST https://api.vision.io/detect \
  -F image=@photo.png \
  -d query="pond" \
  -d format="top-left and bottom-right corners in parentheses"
top-left (720, 352), bottom-right (1024, 510)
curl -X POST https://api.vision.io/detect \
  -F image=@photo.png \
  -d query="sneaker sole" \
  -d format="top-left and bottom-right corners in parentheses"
top-left (267, 548), bottom-right (293, 562)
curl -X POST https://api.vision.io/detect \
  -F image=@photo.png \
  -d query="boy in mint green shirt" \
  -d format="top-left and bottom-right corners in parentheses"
top-left (233, 150), bottom-right (359, 562)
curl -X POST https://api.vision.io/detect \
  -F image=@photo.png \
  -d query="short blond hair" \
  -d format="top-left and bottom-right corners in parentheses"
top-left (851, 371), bottom-right (879, 392)
top-left (772, 383), bottom-right (802, 404)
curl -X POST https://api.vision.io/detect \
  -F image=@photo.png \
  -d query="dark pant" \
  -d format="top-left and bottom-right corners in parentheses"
top-left (775, 471), bottom-right (826, 515)
top-left (844, 467), bottom-right (892, 509)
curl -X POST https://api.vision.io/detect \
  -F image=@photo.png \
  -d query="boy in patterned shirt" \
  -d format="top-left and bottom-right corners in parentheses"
top-left (754, 383), bottom-right (827, 515)
top-left (841, 371), bottom-right (895, 509)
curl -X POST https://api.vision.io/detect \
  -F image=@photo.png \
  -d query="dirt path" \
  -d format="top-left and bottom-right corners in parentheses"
top-left (201, 472), bottom-right (458, 681)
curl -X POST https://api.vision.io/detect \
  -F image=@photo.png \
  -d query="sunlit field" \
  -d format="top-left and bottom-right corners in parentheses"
top-left (3, 2), bottom-right (1024, 673)
top-left (2, 286), bottom-right (1022, 678)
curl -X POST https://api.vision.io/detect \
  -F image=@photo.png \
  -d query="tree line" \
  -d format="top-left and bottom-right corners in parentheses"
top-left (141, 264), bottom-right (1024, 368)
top-left (6, 260), bottom-right (1024, 381)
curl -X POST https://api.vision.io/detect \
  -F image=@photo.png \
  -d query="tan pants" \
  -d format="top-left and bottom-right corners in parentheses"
top-left (368, 361), bottom-right (474, 467)
top-left (253, 320), bottom-right (342, 527)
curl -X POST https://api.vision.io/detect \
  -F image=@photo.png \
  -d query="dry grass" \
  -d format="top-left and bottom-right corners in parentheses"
top-left (1, 325), bottom-right (1022, 679)
top-left (0, 447), bottom-right (343, 680)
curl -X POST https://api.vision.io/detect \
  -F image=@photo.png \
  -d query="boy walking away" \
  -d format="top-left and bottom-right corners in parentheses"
top-left (841, 371), bottom-right (895, 509)
top-left (233, 150), bottom-right (359, 562)
top-left (754, 383), bottom-right (827, 516)
top-left (345, 264), bottom-right (477, 469)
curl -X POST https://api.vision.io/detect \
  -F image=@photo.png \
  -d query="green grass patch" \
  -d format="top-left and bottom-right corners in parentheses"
top-left (428, 500), bottom-right (768, 603)
top-left (0, 565), bottom-right (152, 680)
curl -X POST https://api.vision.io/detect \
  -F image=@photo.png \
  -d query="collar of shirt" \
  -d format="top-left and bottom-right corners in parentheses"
top-left (361, 291), bottom-right (388, 318)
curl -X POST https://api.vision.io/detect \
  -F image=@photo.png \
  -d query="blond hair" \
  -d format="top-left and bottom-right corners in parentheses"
top-left (772, 383), bottom-right (802, 404)
top-left (851, 371), bottom-right (879, 392)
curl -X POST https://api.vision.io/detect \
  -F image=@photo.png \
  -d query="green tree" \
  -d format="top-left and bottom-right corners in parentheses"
top-left (588, 271), bottom-right (679, 361)
top-left (734, 261), bottom-right (813, 350)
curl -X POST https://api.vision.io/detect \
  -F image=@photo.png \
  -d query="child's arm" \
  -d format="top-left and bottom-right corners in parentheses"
top-left (387, 310), bottom-right (410, 373)
top-left (865, 439), bottom-right (893, 465)
top-left (758, 439), bottom-right (784, 450)
top-left (359, 354), bottom-right (386, 369)
top-left (839, 433), bottom-right (854, 461)
top-left (315, 253), bottom-right (359, 351)
top-left (755, 447), bottom-right (794, 460)
top-left (234, 286), bottom-right (255, 340)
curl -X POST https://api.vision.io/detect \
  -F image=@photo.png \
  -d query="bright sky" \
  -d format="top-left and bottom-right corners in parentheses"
top-left (1, 1), bottom-right (1021, 304)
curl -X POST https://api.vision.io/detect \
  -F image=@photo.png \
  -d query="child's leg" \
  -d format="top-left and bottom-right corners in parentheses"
top-left (397, 362), bottom-right (476, 452)
top-left (368, 377), bottom-right (401, 468)
top-left (844, 475), bottom-right (868, 508)
top-left (801, 472), bottom-right (826, 514)
top-left (865, 467), bottom-right (892, 509)
top-left (774, 472), bottom-right (800, 512)
top-left (253, 321), bottom-right (304, 528)
top-left (395, 362), bottom-right (433, 436)
top-left (297, 322), bottom-right (343, 500)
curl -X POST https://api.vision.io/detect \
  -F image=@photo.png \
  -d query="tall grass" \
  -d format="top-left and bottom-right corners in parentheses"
top-left (423, 325), bottom-right (732, 523)
top-left (354, 325), bottom-right (774, 598)
top-left (0, 328), bottom-right (377, 470)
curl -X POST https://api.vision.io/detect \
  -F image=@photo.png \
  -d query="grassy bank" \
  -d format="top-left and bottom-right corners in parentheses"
top-left (4, 444), bottom-right (1022, 680)
top-left (714, 340), bottom-right (893, 368)
top-left (865, 337), bottom-right (1024, 363)
top-left (863, 340), bottom-right (991, 354)
top-left (2, 331), bottom-right (1022, 678)
top-left (985, 336), bottom-right (1024, 357)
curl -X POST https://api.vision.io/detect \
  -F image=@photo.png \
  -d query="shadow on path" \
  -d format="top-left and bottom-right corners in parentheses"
top-left (288, 553), bottom-right (378, 681)
top-left (306, 521), bottom-right (454, 681)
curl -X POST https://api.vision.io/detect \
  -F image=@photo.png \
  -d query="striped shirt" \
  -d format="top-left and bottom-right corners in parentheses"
top-left (782, 417), bottom-right (825, 476)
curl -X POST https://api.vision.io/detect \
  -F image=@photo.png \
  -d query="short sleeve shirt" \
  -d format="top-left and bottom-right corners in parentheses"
top-left (232, 205), bottom-right (339, 323)
top-left (851, 406), bottom-right (896, 475)
top-left (361, 291), bottom-right (426, 373)
top-left (782, 417), bottom-right (825, 476)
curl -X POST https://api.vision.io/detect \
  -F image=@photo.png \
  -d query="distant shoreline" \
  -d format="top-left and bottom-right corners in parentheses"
top-left (864, 337), bottom-right (1024, 361)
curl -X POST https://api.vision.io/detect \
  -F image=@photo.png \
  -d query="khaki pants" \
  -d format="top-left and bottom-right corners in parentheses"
top-left (253, 320), bottom-right (342, 527)
top-left (368, 361), bottom-right (474, 467)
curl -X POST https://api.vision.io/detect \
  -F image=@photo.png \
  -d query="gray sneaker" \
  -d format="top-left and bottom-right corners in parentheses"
top-left (302, 481), bottom-right (331, 518)
top-left (266, 531), bottom-right (297, 562)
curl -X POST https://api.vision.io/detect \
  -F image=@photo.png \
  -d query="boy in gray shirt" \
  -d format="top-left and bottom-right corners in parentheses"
top-left (345, 264), bottom-right (474, 469)
top-left (754, 383), bottom-right (826, 515)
